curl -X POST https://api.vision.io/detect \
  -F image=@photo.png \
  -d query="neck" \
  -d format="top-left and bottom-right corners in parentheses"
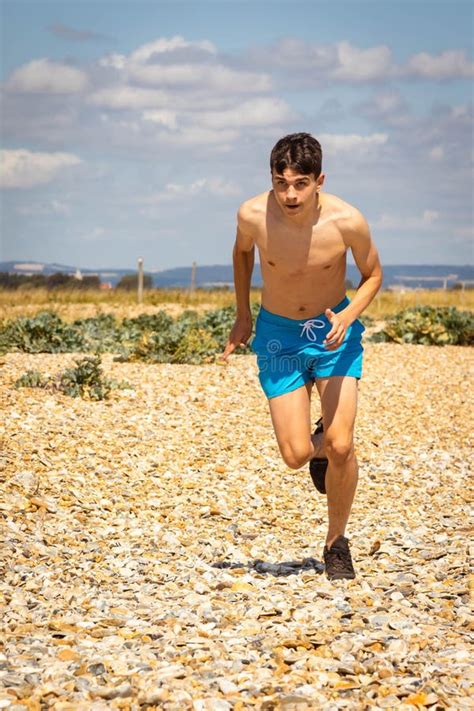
top-left (282, 194), bottom-right (322, 225)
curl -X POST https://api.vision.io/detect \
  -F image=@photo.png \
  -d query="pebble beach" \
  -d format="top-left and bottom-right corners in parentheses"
top-left (1, 342), bottom-right (472, 709)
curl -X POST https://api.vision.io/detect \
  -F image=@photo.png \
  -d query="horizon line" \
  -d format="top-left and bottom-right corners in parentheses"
top-left (2, 260), bottom-right (474, 270)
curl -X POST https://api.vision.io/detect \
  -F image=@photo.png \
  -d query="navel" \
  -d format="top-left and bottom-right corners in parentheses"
top-left (323, 264), bottom-right (331, 270)
top-left (268, 260), bottom-right (276, 266)
top-left (298, 306), bottom-right (307, 312)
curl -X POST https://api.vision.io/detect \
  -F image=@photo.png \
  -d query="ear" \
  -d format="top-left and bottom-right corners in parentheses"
top-left (315, 173), bottom-right (325, 192)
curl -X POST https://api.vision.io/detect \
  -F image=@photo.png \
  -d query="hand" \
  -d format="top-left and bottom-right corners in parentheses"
top-left (323, 309), bottom-right (350, 350)
top-left (221, 316), bottom-right (253, 362)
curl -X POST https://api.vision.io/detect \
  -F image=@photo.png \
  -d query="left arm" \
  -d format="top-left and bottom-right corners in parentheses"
top-left (324, 210), bottom-right (383, 350)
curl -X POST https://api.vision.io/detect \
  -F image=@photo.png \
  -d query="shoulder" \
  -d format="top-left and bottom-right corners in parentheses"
top-left (235, 192), bottom-right (269, 250)
top-left (325, 194), bottom-right (371, 243)
top-left (237, 191), bottom-right (270, 229)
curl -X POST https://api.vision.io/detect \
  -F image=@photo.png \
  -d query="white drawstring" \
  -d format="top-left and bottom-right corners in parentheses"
top-left (299, 318), bottom-right (325, 341)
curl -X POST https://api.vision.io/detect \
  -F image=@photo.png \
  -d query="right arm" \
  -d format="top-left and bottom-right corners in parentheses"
top-left (233, 206), bottom-right (256, 318)
top-left (221, 205), bottom-right (256, 361)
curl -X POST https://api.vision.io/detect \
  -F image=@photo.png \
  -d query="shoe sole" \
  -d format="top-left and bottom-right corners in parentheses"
top-left (309, 417), bottom-right (327, 494)
top-left (309, 458), bottom-right (328, 494)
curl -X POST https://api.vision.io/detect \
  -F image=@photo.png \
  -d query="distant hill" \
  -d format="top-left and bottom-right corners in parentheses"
top-left (1, 260), bottom-right (473, 289)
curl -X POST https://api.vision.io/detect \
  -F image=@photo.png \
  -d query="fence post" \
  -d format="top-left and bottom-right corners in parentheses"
top-left (137, 257), bottom-right (144, 304)
top-left (190, 261), bottom-right (196, 293)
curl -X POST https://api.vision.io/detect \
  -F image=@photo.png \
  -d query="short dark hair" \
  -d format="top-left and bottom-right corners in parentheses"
top-left (270, 132), bottom-right (322, 179)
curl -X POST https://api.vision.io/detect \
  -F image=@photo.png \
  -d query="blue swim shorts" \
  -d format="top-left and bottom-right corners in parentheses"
top-left (251, 296), bottom-right (365, 399)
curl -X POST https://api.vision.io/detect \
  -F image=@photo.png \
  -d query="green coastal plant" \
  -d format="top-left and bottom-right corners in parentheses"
top-left (0, 312), bottom-right (84, 353)
top-left (377, 306), bottom-right (473, 346)
top-left (58, 355), bottom-right (114, 400)
top-left (14, 355), bottom-right (131, 400)
top-left (6, 303), bottom-right (471, 365)
top-left (72, 313), bottom-right (123, 353)
top-left (14, 370), bottom-right (49, 389)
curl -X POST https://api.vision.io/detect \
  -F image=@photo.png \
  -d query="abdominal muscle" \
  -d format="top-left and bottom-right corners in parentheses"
top-left (259, 254), bottom-right (347, 319)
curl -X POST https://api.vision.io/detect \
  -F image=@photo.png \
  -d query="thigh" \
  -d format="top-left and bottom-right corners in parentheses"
top-left (315, 375), bottom-right (358, 438)
top-left (268, 380), bottom-right (313, 451)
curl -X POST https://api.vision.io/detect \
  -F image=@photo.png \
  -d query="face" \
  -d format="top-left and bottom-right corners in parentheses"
top-left (271, 167), bottom-right (324, 216)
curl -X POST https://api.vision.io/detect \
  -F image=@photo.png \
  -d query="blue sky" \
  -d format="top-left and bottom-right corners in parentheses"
top-left (1, 0), bottom-right (473, 269)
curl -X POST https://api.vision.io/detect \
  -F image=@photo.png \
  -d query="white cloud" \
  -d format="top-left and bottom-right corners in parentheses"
top-left (368, 91), bottom-right (408, 116)
top-left (248, 39), bottom-right (473, 84)
top-left (319, 133), bottom-right (388, 154)
top-left (0, 148), bottom-right (82, 188)
top-left (142, 110), bottom-right (178, 129)
top-left (0, 149), bottom-right (82, 188)
top-left (153, 126), bottom-right (240, 147)
top-left (196, 98), bottom-right (297, 129)
top-left (331, 41), bottom-right (393, 81)
top-left (128, 62), bottom-right (272, 92)
top-left (88, 85), bottom-right (171, 110)
top-left (403, 50), bottom-right (474, 80)
top-left (373, 210), bottom-right (440, 230)
top-left (98, 110), bottom-right (241, 148)
top-left (129, 35), bottom-right (217, 63)
top-left (137, 177), bottom-right (242, 205)
top-left (5, 58), bottom-right (88, 94)
top-left (246, 39), bottom-right (393, 81)
top-left (355, 90), bottom-right (413, 129)
top-left (98, 34), bottom-right (271, 100)
top-left (99, 35), bottom-right (217, 70)
top-left (270, 38), bottom-right (336, 70)
top-left (99, 113), bottom-right (141, 133)
top-left (99, 52), bottom-right (128, 70)
top-left (371, 93), bottom-right (402, 113)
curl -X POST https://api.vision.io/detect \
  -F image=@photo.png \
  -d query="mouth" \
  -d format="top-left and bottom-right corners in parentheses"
top-left (285, 204), bottom-right (300, 210)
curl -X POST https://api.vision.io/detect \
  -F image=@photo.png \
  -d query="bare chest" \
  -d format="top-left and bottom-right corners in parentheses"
top-left (257, 221), bottom-right (346, 276)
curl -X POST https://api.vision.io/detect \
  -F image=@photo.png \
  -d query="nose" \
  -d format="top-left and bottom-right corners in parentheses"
top-left (286, 186), bottom-right (297, 200)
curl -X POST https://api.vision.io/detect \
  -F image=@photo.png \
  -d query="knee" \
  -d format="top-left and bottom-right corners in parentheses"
top-left (325, 435), bottom-right (354, 466)
top-left (280, 442), bottom-right (313, 470)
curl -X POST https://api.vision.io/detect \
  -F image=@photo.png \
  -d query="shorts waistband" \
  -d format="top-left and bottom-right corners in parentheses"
top-left (257, 296), bottom-right (350, 328)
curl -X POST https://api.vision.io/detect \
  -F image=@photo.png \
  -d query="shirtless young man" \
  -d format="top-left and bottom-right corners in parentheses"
top-left (222, 133), bottom-right (383, 580)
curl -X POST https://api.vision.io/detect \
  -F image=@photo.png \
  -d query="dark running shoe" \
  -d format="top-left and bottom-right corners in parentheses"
top-left (309, 417), bottom-right (328, 494)
top-left (323, 535), bottom-right (356, 580)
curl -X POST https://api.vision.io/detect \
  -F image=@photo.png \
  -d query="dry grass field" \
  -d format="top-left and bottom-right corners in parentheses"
top-left (1, 287), bottom-right (473, 323)
top-left (1, 290), bottom-right (473, 709)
